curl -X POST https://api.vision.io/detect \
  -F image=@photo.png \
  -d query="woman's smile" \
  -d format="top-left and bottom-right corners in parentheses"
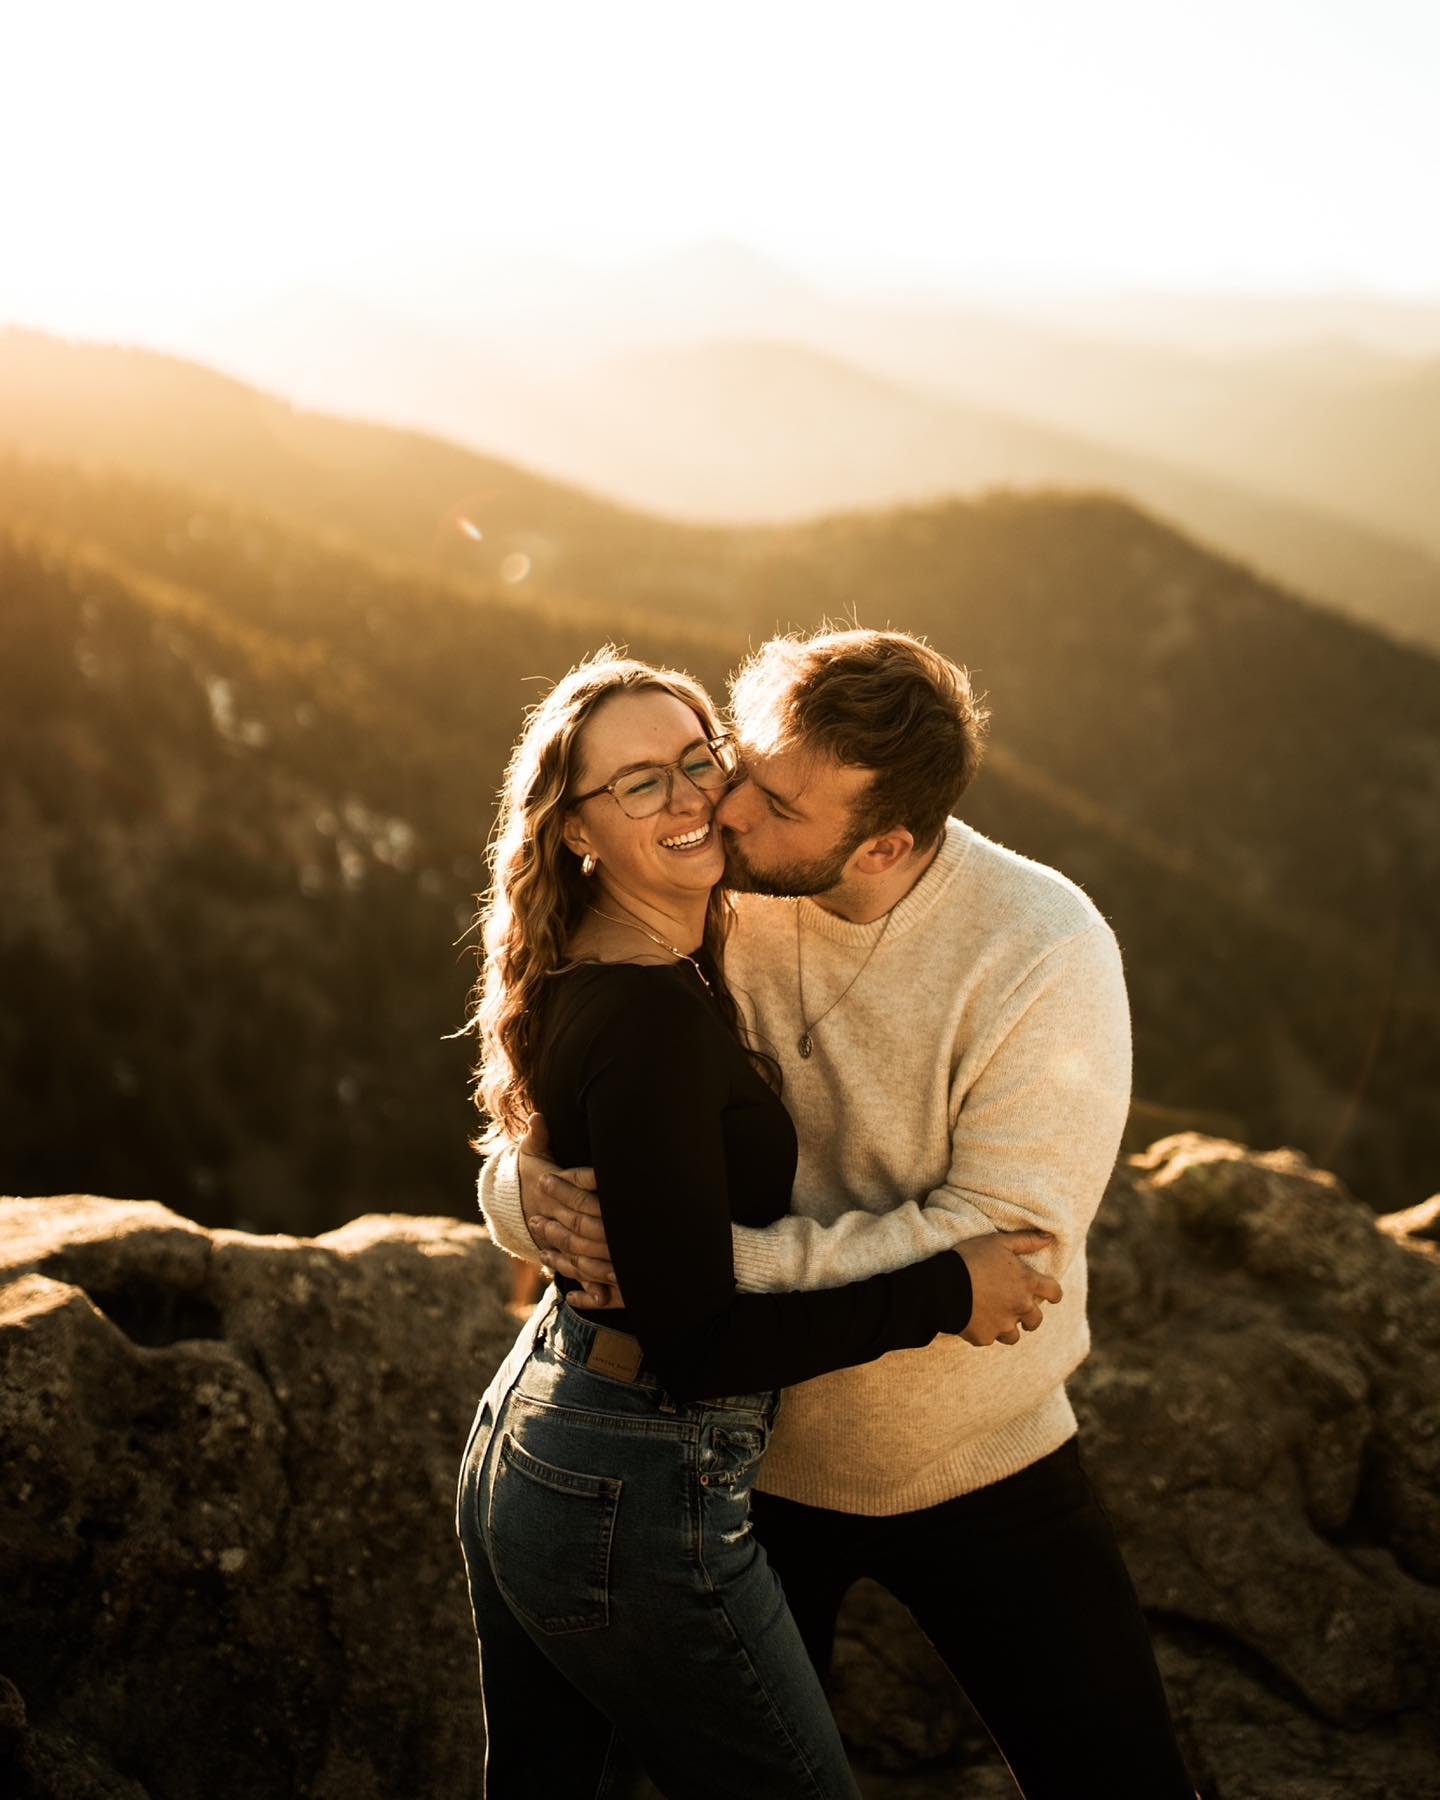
top-left (658, 821), bottom-right (714, 853)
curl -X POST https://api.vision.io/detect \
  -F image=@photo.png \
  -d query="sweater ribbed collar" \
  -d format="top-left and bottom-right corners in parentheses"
top-left (793, 815), bottom-right (974, 948)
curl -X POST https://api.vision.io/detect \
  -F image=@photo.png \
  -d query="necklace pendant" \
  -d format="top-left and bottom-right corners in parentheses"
top-left (798, 1032), bottom-right (813, 1060)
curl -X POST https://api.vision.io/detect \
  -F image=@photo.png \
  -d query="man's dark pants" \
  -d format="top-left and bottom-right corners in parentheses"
top-left (749, 1435), bottom-right (1198, 1799)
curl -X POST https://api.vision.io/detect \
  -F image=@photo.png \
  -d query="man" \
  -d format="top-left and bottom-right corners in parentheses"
top-left (479, 629), bottom-right (1195, 1797)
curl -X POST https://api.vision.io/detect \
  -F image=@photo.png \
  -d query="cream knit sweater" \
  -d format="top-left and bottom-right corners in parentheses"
top-left (478, 816), bottom-right (1132, 1515)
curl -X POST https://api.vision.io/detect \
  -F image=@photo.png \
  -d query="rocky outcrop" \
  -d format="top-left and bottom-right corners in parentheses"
top-left (3, 1136), bottom-right (1439, 1798)
top-left (0, 1199), bottom-right (517, 1799)
top-left (833, 1136), bottom-right (1440, 1799)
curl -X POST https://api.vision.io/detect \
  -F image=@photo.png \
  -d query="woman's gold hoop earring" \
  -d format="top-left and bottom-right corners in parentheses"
top-left (581, 853), bottom-right (596, 877)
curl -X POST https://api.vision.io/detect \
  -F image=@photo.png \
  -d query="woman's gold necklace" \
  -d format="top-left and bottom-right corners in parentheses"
top-left (587, 905), bottom-right (714, 995)
top-left (795, 905), bottom-right (893, 1059)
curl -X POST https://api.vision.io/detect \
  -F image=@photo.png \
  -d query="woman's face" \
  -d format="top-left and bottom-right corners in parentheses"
top-left (563, 689), bottom-right (727, 906)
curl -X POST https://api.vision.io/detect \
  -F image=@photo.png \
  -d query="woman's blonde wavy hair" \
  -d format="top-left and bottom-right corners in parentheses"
top-left (465, 649), bottom-right (753, 1149)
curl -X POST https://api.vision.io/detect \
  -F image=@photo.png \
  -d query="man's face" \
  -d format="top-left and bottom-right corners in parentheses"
top-left (715, 740), bottom-right (875, 897)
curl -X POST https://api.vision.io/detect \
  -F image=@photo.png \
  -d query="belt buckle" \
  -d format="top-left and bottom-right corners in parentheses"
top-left (585, 1325), bottom-right (645, 1383)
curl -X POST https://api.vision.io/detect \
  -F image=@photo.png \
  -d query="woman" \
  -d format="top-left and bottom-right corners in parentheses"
top-left (454, 654), bottom-right (975, 1798)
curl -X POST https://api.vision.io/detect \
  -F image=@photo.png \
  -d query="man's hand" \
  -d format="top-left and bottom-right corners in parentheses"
top-left (955, 1230), bottom-right (1063, 1348)
top-left (517, 1115), bottom-right (622, 1309)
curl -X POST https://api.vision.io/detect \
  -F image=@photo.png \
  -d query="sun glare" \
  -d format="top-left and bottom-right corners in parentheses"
top-left (1, 0), bottom-right (1437, 348)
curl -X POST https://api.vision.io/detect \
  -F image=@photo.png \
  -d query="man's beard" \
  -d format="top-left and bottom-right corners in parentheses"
top-left (721, 827), bottom-right (855, 899)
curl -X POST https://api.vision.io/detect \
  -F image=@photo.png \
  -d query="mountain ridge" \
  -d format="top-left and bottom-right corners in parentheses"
top-left (4, 332), bottom-right (1439, 1218)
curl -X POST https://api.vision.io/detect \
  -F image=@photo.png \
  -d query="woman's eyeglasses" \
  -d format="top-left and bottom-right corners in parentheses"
top-left (570, 736), bottom-right (741, 820)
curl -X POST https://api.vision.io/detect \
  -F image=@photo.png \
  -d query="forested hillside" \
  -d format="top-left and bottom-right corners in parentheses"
top-left (0, 480), bottom-right (733, 1231)
top-left (3, 333), bottom-right (1438, 1225)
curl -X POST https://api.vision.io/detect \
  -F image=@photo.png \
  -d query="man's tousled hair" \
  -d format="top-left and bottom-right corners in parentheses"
top-left (730, 628), bottom-right (989, 852)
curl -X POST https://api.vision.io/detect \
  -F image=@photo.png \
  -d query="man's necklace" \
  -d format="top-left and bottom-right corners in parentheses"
top-left (795, 904), bottom-right (893, 1059)
top-left (587, 906), bottom-right (714, 995)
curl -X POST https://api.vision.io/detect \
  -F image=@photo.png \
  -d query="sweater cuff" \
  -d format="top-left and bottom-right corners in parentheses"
top-left (729, 1222), bottom-right (800, 1294)
top-left (477, 1147), bottom-right (541, 1263)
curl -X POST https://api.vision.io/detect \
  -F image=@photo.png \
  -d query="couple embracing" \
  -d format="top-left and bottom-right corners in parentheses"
top-left (454, 628), bottom-right (1196, 1798)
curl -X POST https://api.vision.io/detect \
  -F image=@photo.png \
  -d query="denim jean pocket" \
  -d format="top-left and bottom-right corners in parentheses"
top-left (698, 1422), bottom-right (766, 1489)
top-left (487, 1432), bottom-right (622, 1636)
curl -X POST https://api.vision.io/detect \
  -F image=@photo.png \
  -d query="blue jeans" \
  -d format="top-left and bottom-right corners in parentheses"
top-left (455, 1286), bottom-right (860, 1800)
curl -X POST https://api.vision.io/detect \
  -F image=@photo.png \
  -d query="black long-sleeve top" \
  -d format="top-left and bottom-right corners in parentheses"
top-left (531, 951), bottom-right (973, 1400)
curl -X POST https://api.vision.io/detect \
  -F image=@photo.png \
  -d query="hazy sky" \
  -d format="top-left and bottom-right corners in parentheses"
top-left (4, 0), bottom-right (1438, 337)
